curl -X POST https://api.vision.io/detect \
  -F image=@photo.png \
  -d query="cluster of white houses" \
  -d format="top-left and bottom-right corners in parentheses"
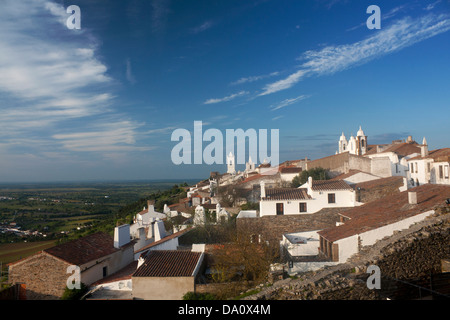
top-left (6, 127), bottom-right (450, 299)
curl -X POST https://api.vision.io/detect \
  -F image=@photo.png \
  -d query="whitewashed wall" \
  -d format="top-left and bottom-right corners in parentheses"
top-left (260, 188), bottom-right (356, 216)
top-left (359, 210), bottom-right (435, 247)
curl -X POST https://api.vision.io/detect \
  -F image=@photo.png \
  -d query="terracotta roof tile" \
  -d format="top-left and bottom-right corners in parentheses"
top-left (262, 188), bottom-right (311, 201)
top-left (280, 167), bottom-right (302, 174)
top-left (132, 250), bottom-right (202, 277)
top-left (311, 180), bottom-right (352, 191)
top-left (44, 232), bottom-right (120, 265)
top-left (329, 170), bottom-right (363, 181)
top-left (318, 184), bottom-right (450, 242)
top-left (353, 176), bottom-right (404, 189)
top-left (379, 142), bottom-right (420, 157)
top-left (409, 148), bottom-right (450, 161)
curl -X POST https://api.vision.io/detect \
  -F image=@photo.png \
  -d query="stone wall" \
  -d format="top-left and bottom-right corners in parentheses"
top-left (243, 210), bottom-right (450, 300)
top-left (306, 153), bottom-right (349, 177)
top-left (306, 153), bottom-right (375, 178)
top-left (237, 208), bottom-right (347, 244)
top-left (8, 252), bottom-right (70, 300)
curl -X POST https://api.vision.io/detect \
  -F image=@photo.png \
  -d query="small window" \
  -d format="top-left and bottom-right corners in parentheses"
top-left (427, 163), bottom-right (431, 173)
top-left (328, 193), bottom-right (336, 204)
top-left (445, 165), bottom-right (449, 179)
top-left (276, 203), bottom-right (284, 215)
top-left (299, 202), bottom-right (307, 213)
top-left (103, 266), bottom-right (108, 278)
top-left (410, 163), bottom-right (414, 173)
top-left (439, 165), bottom-right (443, 179)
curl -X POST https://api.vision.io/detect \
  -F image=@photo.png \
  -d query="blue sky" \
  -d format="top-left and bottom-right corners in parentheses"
top-left (0, 0), bottom-right (449, 182)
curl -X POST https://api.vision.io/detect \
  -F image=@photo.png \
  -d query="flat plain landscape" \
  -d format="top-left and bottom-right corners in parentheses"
top-left (0, 179), bottom-right (197, 273)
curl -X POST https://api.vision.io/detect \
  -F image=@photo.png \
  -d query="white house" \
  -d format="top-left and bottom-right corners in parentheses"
top-left (317, 184), bottom-right (450, 263)
top-left (259, 177), bottom-right (358, 216)
top-left (130, 200), bottom-right (166, 238)
top-left (364, 137), bottom-right (421, 179)
top-left (407, 145), bottom-right (450, 186)
top-left (215, 203), bottom-right (230, 223)
top-left (279, 167), bottom-right (303, 182)
top-left (128, 200), bottom-right (168, 254)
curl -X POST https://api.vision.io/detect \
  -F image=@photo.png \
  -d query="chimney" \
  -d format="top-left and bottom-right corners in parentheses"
top-left (147, 218), bottom-right (155, 238)
top-left (408, 192), bottom-right (417, 205)
top-left (421, 137), bottom-right (428, 158)
top-left (147, 200), bottom-right (155, 212)
top-left (154, 219), bottom-right (166, 242)
top-left (138, 227), bottom-right (146, 240)
top-left (114, 224), bottom-right (131, 249)
top-left (308, 176), bottom-right (313, 187)
top-left (260, 181), bottom-right (266, 199)
top-left (137, 256), bottom-right (145, 269)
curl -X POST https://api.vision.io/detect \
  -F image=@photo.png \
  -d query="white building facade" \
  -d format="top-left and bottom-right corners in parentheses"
top-left (407, 145), bottom-right (450, 186)
top-left (259, 177), bottom-right (358, 216)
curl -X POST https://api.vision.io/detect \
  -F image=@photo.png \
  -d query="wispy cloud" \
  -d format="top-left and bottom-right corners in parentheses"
top-left (424, 0), bottom-right (441, 11)
top-left (272, 115), bottom-right (284, 121)
top-left (259, 13), bottom-right (450, 96)
top-left (126, 58), bottom-right (136, 84)
top-left (204, 91), bottom-right (249, 104)
top-left (270, 95), bottom-right (309, 111)
top-left (259, 70), bottom-right (306, 96)
top-left (230, 71), bottom-right (280, 86)
top-left (52, 121), bottom-right (152, 153)
top-left (0, 0), bottom-right (146, 158)
top-left (191, 20), bottom-right (214, 34)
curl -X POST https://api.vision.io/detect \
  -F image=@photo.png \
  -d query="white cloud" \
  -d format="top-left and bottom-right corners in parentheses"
top-left (425, 0), bottom-right (441, 11)
top-left (0, 0), bottom-right (146, 159)
top-left (52, 121), bottom-right (152, 153)
top-left (270, 95), bottom-right (309, 111)
top-left (259, 70), bottom-right (307, 96)
top-left (204, 91), bottom-right (249, 104)
top-left (260, 13), bottom-right (450, 96)
top-left (230, 71), bottom-right (280, 86)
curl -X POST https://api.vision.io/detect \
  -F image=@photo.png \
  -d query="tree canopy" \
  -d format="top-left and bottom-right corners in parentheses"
top-left (291, 167), bottom-right (330, 187)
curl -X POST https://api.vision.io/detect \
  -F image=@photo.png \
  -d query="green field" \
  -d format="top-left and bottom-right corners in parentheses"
top-left (0, 240), bottom-right (57, 271)
top-left (0, 179), bottom-right (198, 244)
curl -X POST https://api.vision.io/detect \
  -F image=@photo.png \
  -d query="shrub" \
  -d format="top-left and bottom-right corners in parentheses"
top-left (61, 282), bottom-right (89, 300)
top-left (182, 292), bottom-right (216, 300)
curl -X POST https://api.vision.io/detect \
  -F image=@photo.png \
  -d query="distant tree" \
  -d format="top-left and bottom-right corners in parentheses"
top-left (291, 167), bottom-right (330, 188)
